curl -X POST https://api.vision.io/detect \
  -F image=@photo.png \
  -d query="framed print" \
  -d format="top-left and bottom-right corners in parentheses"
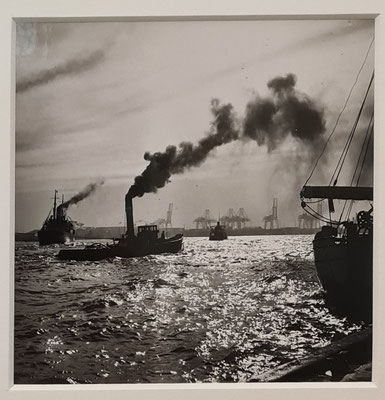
top-left (1, 1), bottom-right (385, 400)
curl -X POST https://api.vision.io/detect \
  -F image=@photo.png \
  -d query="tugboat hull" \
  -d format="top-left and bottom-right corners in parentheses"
top-left (209, 233), bottom-right (227, 241)
top-left (209, 222), bottom-right (228, 241)
top-left (57, 233), bottom-right (183, 261)
top-left (58, 196), bottom-right (184, 261)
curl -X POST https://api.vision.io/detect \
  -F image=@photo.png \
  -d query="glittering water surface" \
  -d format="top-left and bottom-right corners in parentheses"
top-left (14, 235), bottom-right (362, 384)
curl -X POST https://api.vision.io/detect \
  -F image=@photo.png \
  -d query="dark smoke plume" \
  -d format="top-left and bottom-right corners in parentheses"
top-left (128, 99), bottom-right (239, 198)
top-left (16, 50), bottom-right (105, 93)
top-left (128, 73), bottom-right (326, 199)
top-left (243, 73), bottom-right (326, 152)
top-left (58, 179), bottom-right (104, 211)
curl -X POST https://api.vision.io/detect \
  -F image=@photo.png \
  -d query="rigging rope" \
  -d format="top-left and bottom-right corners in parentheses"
top-left (341, 114), bottom-right (374, 222)
top-left (304, 203), bottom-right (340, 226)
top-left (330, 73), bottom-right (374, 186)
top-left (357, 124), bottom-right (374, 185)
top-left (303, 37), bottom-right (374, 186)
top-left (302, 74), bottom-right (373, 226)
top-left (352, 113), bottom-right (374, 186)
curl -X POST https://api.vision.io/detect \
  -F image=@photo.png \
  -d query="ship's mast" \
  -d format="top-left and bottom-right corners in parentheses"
top-left (53, 190), bottom-right (58, 220)
top-left (301, 66), bottom-right (373, 226)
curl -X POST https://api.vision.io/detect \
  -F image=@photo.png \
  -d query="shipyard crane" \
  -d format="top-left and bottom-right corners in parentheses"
top-left (151, 203), bottom-right (173, 230)
top-left (298, 202), bottom-right (322, 229)
top-left (165, 203), bottom-right (173, 230)
top-left (220, 208), bottom-right (238, 228)
top-left (194, 209), bottom-right (216, 229)
top-left (237, 208), bottom-right (250, 228)
top-left (263, 198), bottom-right (279, 229)
top-left (153, 218), bottom-right (166, 228)
top-left (298, 213), bottom-right (316, 228)
top-left (220, 208), bottom-right (250, 229)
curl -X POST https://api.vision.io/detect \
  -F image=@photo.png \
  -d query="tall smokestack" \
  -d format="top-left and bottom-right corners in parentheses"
top-left (125, 194), bottom-right (135, 237)
top-left (56, 205), bottom-right (67, 220)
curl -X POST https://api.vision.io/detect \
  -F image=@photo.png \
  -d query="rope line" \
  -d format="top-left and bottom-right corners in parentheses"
top-left (357, 124), bottom-right (374, 185)
top-left (330, 73), bottom-right (374, 186)
top-left (304, 37), bottom-right (374, 186)
top-left (351, 113), bottom-right (374, 186)
top-left (335, 107), bottom-right (374, 223)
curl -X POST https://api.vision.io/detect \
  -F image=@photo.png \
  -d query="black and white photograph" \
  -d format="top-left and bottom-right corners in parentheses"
top-left (14, 18), bottom-right (374, 385)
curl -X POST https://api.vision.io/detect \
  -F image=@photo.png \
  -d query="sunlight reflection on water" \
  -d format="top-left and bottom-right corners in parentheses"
top-left (14, 235), bottom-right (362, 384)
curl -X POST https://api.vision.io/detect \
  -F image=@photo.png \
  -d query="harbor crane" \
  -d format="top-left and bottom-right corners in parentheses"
top-left (263, 198), bottom-right (279, 229)
top-left (194, 209), bottom-right (216, 229)
top-left (152, 203), bottom-right (173, 230)
top-left (298, 202), bottom-right (322, 229)
top-left (165, 203), bottom-right (173, 229)
top-left (221, 208), bottom-right (250, 229)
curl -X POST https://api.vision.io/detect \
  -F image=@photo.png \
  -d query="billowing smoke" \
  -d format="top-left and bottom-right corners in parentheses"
top-left (128, 99), bottom-right (239, 198)
top-left (58, 179), bottom-right (105, 212)
top-left (128, 73), bottom-right (326, 199)
top-left (243, 73), bottom-right (325, 152)
top-left (16, 50), bottom-right (105, 94)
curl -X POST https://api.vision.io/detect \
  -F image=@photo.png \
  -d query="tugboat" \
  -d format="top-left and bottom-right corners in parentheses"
top-left (300, 72), bottom-right (373, 322)
top-left (38, 190), bottom-right (76, 245)
top-left (209, 221), bottom-right (228, 241)
top-left (57, 194), bottom-right (183, 260)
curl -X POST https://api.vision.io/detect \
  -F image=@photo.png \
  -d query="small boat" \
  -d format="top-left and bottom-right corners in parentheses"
top-left (209, 221), bottom-right (228, 241)
top-left (300, 70), bottom-right (374, 322)
top-left (38, 190), bottom-right (76, 245)
top-left (58, 195), bottom-right (183, 260)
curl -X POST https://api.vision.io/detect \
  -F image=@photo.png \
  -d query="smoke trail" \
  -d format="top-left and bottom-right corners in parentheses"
top-left (16, 50), bottom-right (105, 93)
top-left (59, 179), bottom-right (105, 210)
top-left (128, 73), bottom-right (326, 199)
top-left (128, 99), bottom-right (239, 198)
top-left (243, 73), bottom-right (326, 152)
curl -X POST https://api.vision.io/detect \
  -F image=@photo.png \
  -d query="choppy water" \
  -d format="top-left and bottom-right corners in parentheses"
top-left (14, 235), bottom-right (362, 384)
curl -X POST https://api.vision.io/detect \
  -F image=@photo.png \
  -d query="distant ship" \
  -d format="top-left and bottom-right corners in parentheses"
top-left (38, 190), bottom-right (76, 245)
top-left (300, 72), bottom-right (373, 322)
top-left (209, 221), bottom-right (228, 241)
top-left (57, 195), bottom-right (183, 260)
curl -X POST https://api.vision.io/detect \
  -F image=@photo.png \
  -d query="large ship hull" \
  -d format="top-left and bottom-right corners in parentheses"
top-left (38, 229), bottom-right (75, 245)
top-left (38, 190), bottom-right (77, 246)
top-left (313, 232), bottom-right (372, 322)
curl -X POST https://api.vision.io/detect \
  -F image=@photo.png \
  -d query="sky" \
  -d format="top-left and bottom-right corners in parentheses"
top-left (15, 19), bottom-right (374, 232)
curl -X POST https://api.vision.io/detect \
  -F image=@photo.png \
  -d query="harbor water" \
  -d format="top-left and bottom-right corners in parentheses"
top-left (14, 235), bottom-right (363, 384)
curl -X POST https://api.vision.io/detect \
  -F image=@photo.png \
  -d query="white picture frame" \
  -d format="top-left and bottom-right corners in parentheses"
top-left (1, 1), bottom-right (384, 399)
